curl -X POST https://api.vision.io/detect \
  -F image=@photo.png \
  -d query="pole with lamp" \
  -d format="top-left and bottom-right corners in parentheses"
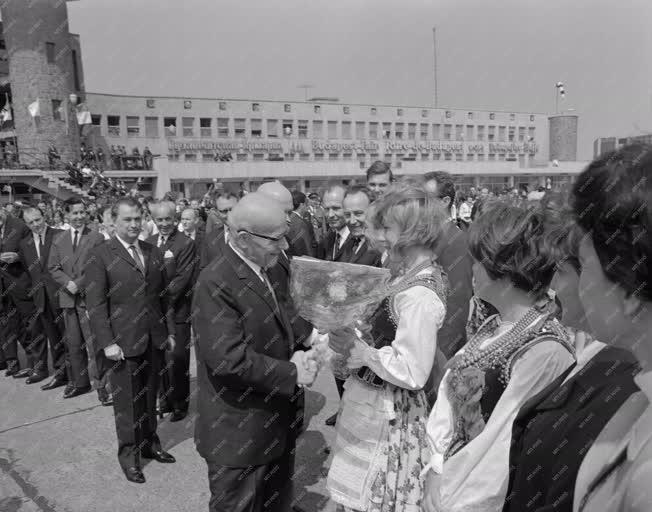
top-left (555, 82), bottom-right (565, 114)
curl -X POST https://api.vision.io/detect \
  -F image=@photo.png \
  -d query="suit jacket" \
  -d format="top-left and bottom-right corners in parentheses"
top-left (146, 230), bottom-right (196, 323)
top-left (0, 215), bottom-right (31, 301)
top-left (47, 226), bottom-right (105, 309)
top-left (192, 243), bottom-right (308, 466)
top-left (317, 229), bottom-right (353, 262)
top-left (343, 237), bottom-right (382, 267)
top-left (287, 211), bottom-right (316, 258)
top-left (503, 345), bottom-right (639, 512)
top-left (198, 225), bottom-right (226, 273)
top-left (84, 237), bottom-right (175, 357)
top-left (18, 227), bottom-right (64, 312)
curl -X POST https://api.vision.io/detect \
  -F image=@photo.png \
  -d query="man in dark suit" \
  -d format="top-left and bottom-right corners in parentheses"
top-left (287, 190), bottom-right (317, 257)
top-left (341, 185), bottom-right (383, 267)
top-left (193, 192), bottom-right (318, 512)
top-left (18, 207), bottom-right (66, 386)
top-left (48, 198), bottom-right (109, 402)
top-left (85, 197), bottom-right (176, 483)
top-left (423, 172), bottom-right (474, 405)
top-left (317, 184), bottom-right (352, 262)
top-left (147, 200), bottom-right (196, 422)
top-left (0, 207), bottom-right (32, 376)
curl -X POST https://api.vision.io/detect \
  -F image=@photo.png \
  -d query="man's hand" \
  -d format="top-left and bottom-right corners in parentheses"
top-left (422, 470), bottom-right (442, 512)
top-left (164, 335), bottom-right (176, 352)
top-left (104, 343), bottom-right (124, 361)
top-left (0, 252), bottom-right (19, 264)
top-left (290, 351), bottom-right (317, 387)
top-left (66, 280), bottom-right (79, 295)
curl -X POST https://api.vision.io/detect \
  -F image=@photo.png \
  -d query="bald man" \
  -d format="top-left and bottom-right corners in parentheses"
top-left (193, 193), bottom-right (319, 512)
top-left (257, 181), bottom-right (316, 257)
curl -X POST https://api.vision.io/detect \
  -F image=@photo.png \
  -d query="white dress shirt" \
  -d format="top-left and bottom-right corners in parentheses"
top-left (115, 235), bottom-right (144, 268)
top-left (33, 230), bottom-right (45, 259)
top-left (70, 226), bottom-right (81, 245)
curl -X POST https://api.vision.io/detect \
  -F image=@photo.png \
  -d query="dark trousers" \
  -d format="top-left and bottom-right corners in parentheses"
top-left (33, 298), bottom-right (65, 377)
top-left (0, 292), bottom-right (39, 369)
top-left (62, 307), bottom-right (91, 388)
top-left (74, 303), bottom-right (110, 392)
top-left (160, 322), bottom-right (190, 412)
top-left (206, 446), bottom-right (294, 512)
top-left (109, 340), bottom-right (163, 470)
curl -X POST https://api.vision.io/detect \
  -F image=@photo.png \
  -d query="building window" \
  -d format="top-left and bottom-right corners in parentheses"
top-left (467, 112), bottom-right (474, 119)
top-left (498, 126), bottom-right (506, 142)
top-left (455, 153), bottom-right (463, 161)
top-left (200, 118), bottom-right (212, 138)
top-left (408, 123), bottom-right (416, 140)
top-left (284, 104), bottom-right (291, 113)
top-left (432, 124), bottom-right (440, 139)
top-left (252, 103), bottom-right (260, 112)
top-left (253, 153), bottom-right (265, 161)
top-left (184, 100), bottom-right (192, 110)
top-left (45, 42), bottom-right (55, 63)
top-left (355, 121), bottom-right (365, 139)
top-left (343, 152), bottom-right (352, 160)
top-left (508, 126), bottom-right (515, 142)
top-left (182, 117), bottom-right (194, 137)
top-left (145, 116), bottom-right (159, 138)
top-left (219, 102), bottom-right (227, 111)
top-left (328, 153), bottom-right (339, 160)
top-left (164, 117), bottom-right (176, 136)
top-left (237, 153), bottom-right (248, 161)
top-left (510, 113), bottom-right (516, 121)
top-left (298, 120), bottom-right (308, 138)
top-left (498, 154), bottom-right (506, 161)
top-left (370, 107), bottom-right (377, 116)
top-left (51, 100), bottom-right (62, 121)
top-left (445, 111), bottom-right (452, 118)
top-left (184, 154), bottom-right (197, 162)
top-left (91, 114), bottom-right (102, 126)
top-left (488, 154), bottom-right (496, 161)
top-left (314, 105), bottom-right (321, 114)
top-left (455, 124), bottom-right (463, 141)
top-left (300, 153), bottom-right (310, 161)
top-left (383, 153), bottom-right (392, 163)
top-left (343, 106), bottom-right (350, 115)
top-left (421, 109), bottom-right (429, 118)
top-left (146, 99), bottom-right (155, 108)
top-left (234, 118), bottom-right (246, 138)
top-left (466, 125), bottom-right (474, 140)
top-left (314, 153), bottom-right (324, 161)
top-left (217, 117), bottom-right (229, 137)
top-left (382, 122), bottom-right (391, 139)
top-left (528, 127), bottom-right (535, 141)
top-left (369, 122), bottom-right (378, 139)
top-left (444, 153), bottom-right (452, 160)
top-left (489, 112), bottom-right (496, 120)
top-left (107, 115), bottom-right (120, 136)
top-left (518, 127), bottom-right (525, 142)
top-left (433, 153), bottom-right (441, 161)
top-left (443, 124), bottom-right (452, 140)
top-left (529, 115), bottom-right (535, 122)
top-left (251, 118), bottom-right (262, 138)
top-left (477, 153), bottom-right (484, 161)
top-left (488, 125), bottom-right (495, 141)
top-left (466, 154), bottom-right (474, 161)
top-left (312, 120), bottom-right (323, 138)
top-left (282, 120), bottom-right (293, 137)
top-left (201, 153), bottom-right (214, 161)
top-left (397, 108), bottom-right (403, 116)
top-left (477, 125), bottom-right (485, 141)
top-left (266, 119), bottom-right (277, 138)
top-left (421, 154), bottom-right (430, 161)
top-left (420, 123), bottom-right (429, 139)
top-left (342, 121), bottom-right (351, 139)
top-left (327, 121), bottom-right (337, 139)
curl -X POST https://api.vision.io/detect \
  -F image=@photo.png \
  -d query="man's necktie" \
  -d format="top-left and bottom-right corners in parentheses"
top-left (72, 230), bottom-right (79, 252)
top-left (260, 268), bottom-right (279, 310)
top-left (38, 234), bottom-right (43, 261)
top-left (351, 236), bottom-right (362, 254)
top-left (333, 233), bottom-right (341, 259)
top-left (158, 235), bottom-right (166, 248)
top-left (128, 245), bottom-right (145, 274)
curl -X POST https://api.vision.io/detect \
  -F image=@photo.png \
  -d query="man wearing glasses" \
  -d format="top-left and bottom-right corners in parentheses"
top-left (199, 192), bottom-right (238, 271)
top-left (193, 192), bottom-right (319, 512)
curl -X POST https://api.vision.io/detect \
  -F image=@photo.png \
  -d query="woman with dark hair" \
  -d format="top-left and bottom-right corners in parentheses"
top-left (422, 202), bottom-right (576, 512)
top-left (326, 181), bottom-right (449, 512)
top-left (568, 144), bottom-right (652, 512)
top-left (501, 192), bottom-right (640, 512)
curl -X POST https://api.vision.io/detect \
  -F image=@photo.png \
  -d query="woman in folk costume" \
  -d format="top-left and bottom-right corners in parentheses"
top-left (422, 202), bottom-right (576, 512)
top-left (326, 181), bottom-right (450, 512)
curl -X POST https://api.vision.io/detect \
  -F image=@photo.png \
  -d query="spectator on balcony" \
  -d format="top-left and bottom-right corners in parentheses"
top-left (86, 147), bottom-right (96, 164)
top-left (51, 210), bottom-right (70, 231)
top-left (96, 147), bottom-right (105, 170)
top-left (48, 144), bottom-right (60, 170)
top-left (143, 146), bottom-right (153, 170)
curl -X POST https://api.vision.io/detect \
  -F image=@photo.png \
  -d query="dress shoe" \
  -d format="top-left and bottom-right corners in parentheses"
top-left (5, 362), bottom-right (19, 377)
top-left (169, 409), bottom-right (187, 423)
top-left (141, 448), bottom-right (175, 463)
top-left (13, 368), bottom-right (33, 379)
top-left (122, 466), bottom-right (146, 484)
top-left (26, 372), bottom-right (48, 385)
top-left (97, 388), bottom-right (113, 406)
top-left (325, 413), bottom-right (338, 426)
top-left (63, 385), bottom-right (92, 399)
top-left (41, 376), bottom-right (68, 390)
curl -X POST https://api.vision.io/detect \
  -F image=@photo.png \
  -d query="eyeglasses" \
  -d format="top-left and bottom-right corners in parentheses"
top-left (238, 229), bottom-right (286, 243)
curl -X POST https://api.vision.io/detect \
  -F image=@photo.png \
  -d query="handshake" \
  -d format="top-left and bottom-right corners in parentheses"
top-left (290, 349), bottom-right (322, 387)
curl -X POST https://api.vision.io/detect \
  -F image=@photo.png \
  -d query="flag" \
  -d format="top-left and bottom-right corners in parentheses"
top-left (556, 81), bottom-right (565, 98)
top-left (76, 102), bottom-right (91, 124)
top-left (28, 99), bottom-right (40, 117)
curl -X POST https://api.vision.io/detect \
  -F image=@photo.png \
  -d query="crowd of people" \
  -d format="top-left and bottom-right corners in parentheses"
top-left (0, 147), bottom-right (650, 512)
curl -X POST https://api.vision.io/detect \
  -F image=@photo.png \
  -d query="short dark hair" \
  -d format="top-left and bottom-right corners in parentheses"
top-left (111, 197), bottom-right (143, 219)
top-left (540, 192), bottom-right (582, 273)
top-left (366, 160), bottom-right (394, 183)
top-left (291, 190), bottom-right (307, 211)
top-left (307, 192), bottom-right (320, 200)
top-left (423, 171), bottom-right (456, 210)
top-left (572, 143), bottom-right (652, 301)
top-left (64, 198), bottom-right (85, 213)
top-left (344, 184), bottom-right (374, 203)
top-left (468, 201), bottom-right (557, 297)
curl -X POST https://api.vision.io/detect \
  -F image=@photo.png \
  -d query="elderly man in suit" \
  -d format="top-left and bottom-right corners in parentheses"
top-left (18, 207), bottom-right (66, 386)
top-left (317, 184), bottom-right (353, 262)
top-left (0, 207), bottom-right (32, 376)
top-left (48, 198), bottom-right (109, 403)
top-left (147, 200), bottom-right (196, 422)
top-left (193, 192), bottom-right (319, 512)
top-left (85, 197), bottom-right (176, 483)
top-left (341, 185), bottom-right (382, 267)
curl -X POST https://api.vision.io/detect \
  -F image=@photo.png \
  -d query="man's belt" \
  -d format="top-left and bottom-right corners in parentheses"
top-left (356, 366), bottom-right (384, 388)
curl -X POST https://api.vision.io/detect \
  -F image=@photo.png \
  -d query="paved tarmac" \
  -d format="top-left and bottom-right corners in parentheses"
top-left (0, 349), bottom-right (340, 512)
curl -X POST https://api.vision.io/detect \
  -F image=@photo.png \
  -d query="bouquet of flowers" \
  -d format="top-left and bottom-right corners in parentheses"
top-left (290, 257), bottom-right (392, 378)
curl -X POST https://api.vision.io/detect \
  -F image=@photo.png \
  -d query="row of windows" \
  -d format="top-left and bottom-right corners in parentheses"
top-left (95, 115), bottom-right (536, 142)
top-left (143, 98), bottom-right (535, 122)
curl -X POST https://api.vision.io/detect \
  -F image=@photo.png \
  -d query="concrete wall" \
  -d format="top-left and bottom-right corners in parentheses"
top-left (549, 115), bottom-right (578, 161)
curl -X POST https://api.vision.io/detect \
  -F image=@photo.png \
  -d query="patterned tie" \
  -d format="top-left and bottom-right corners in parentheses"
top-left (128, 245), bottom-right (145, 274)
top-left (158, 235), bottom-right (166, 248)
top-left (38, 234), bottom-right (43, 261)
top-left (72, 230), bottom-right (79, 252)
top-left (333, 232), bottom-right (341, 259)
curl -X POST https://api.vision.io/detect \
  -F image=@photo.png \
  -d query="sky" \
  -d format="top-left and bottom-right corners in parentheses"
top-left (67, 0), bottom-right (652, 160)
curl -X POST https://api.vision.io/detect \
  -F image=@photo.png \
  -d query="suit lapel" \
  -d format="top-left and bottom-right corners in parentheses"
top-left (348, 239), bottom-right (366, 264)
top-left (72, 227), bottom-right (91, 265)
top-left (110, 237), bottom-right (144, 276)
